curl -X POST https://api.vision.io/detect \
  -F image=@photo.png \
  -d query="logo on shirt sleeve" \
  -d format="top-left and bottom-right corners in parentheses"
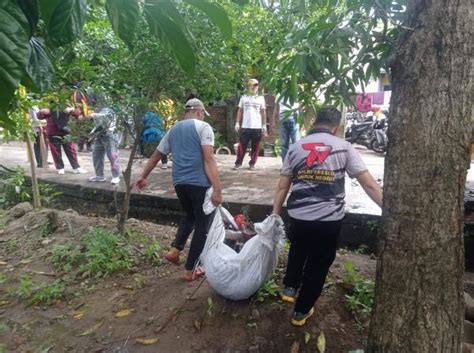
top-left (302, 143), bottom-right (332, 167)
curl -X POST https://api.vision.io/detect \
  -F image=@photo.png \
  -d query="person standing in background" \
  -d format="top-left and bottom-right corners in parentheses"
top-left (233, 79), bottom-right (267, 170)
top-left (272, 95), bottom-right (300, 163)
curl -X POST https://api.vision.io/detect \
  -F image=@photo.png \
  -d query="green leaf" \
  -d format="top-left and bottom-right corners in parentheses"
top-left (0, 0), bottom-right (30, 115)
top-left (48, 0), bottom-right (87, 46)
top-left (144, 1), bottom-right (196, 74)
top-left (38, 0), bottom-right (61, 25)
top-left (23, 37), bottom-right (54, 92)
top-left (105, 0), bottom-right (140, 49)
top-left (184, 0), bottom-right (232, 39)
top-left (17, 0), bottom-right (39, 36)
top-left (0, 114), bottom-right (17, 132)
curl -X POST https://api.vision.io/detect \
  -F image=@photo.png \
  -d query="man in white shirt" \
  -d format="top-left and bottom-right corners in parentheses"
top-left (233, 78), bottom-right (267, 170)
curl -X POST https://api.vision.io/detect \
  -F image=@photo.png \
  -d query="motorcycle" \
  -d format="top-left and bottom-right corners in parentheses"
top-left (370, 118), bottom-right (388, 153)
top-left (345, 114), bottom-right (377, 150)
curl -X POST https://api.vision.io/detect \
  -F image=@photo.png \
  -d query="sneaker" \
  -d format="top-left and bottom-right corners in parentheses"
top-left (233, 164), bottom-right (242, 170)
top-left (111, 177), bottom-right (120, 185)
top-left (281, 287), bottom-right (297, 303)
top-left (57, 168), bottom-right (65, 175)
top-left (291, 308), bottom-right (315, 327)
top-left (248, 165), bottom-right (256, 170)
top-left (72, 167), bottom-right (87, 174)
top-left (160, 164), bottom-right (168, 170)
top-left (89, 175), bottom-right (107, 182)
top-left (184, 266), bottom-right (205, 282)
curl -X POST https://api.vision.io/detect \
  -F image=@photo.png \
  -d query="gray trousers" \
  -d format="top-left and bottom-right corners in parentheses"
top-left (92, 133), bottom-right (120, 178)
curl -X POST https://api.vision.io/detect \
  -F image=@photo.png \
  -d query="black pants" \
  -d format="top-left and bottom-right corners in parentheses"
top-left (33, 131), bottom-right (48, 168)
top-left (172, 184), bottom-right (210, 271)
top-left (283, 217), bottom-right (342, 314)
top-left (235, 128), bottom-right (262, 167)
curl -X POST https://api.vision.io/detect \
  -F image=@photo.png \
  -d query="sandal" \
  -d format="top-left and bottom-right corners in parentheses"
top-left (184, 267), bottom-right (205, 282)
top-left (164, 250), bottom-right (181, 265)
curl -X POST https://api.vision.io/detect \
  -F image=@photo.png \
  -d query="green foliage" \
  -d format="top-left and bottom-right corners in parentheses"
top-left (0, 167), bottom-right (62, 208)
top-left (343, 261), bottom-right (375, 321)
top-left (52, 227), bottom-right (133, 278)
top-left (105, 0), bottom-right (140, 48)
top-left (1, 0), bottom-right (233, 133)
top-left (0, 0), bottom-right (30, 126)
top-left (16, 274), bottom-right (34, 299)
top-left (0, 273), bottom-right (7, 284)
top-left (254, 278), bottom-right (279, 303)
top-left (30, 280), bottom-right (66, 305)
top-left (265, 0), bottom-right (406, 107)
top-left (12, 273), bottom-right (66, 304)
top-left (52, 242), bottom-right (79, 273)
top-left (206, 296), bottom-right (216, 317)
top-left (0, 167), bottom-right (31, 208)
top-left (142, 240), bottom-right (161, 264)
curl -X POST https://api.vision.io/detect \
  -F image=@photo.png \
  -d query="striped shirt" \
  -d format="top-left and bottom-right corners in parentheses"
top-left (281, 128), bottom-right (367, 221)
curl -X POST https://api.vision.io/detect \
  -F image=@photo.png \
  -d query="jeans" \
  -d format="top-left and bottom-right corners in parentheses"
top-left (172, 185), bottom-right (211, 270)
top-left (283, 217), bottom-right (342, 314)
top-left (280, 119), bottom-right (300, 162)
top-left (92, 133), bottom-right (120, 178)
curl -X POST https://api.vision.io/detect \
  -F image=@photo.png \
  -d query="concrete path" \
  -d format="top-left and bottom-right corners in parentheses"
top-left (1, 141), bottom-right (473, 218)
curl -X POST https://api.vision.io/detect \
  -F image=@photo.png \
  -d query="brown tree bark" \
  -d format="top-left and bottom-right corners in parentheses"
top-left (367, 0), bottom-right (473, 352)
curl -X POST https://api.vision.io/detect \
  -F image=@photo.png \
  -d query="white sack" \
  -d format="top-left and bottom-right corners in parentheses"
top-left (201, 189), bottom-right (285, 300)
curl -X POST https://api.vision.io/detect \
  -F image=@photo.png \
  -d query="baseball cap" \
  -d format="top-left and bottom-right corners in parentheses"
top-left (248, 78), bottom-right (259, 86)
top-left (185, 98), bottom-right (209, 116)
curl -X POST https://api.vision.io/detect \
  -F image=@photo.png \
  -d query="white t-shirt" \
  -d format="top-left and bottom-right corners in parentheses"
top-left (277, 96), bottom-right (299, 121)
top-left (238, 95), bottom-right (266, 129)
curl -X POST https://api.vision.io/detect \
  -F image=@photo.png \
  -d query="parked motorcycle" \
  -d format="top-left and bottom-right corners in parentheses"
top-left (345, 114), bottom-right (376, 150)
top-left (371, 118), bottom-right (388, 153)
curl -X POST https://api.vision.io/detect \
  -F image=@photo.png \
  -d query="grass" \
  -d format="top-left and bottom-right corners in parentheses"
top-left (52, 227), bottom-right (133, 278)
top-left (254, 278), bottom-right (280, 303)
top-left (343, 261), bottom-right (375, 323)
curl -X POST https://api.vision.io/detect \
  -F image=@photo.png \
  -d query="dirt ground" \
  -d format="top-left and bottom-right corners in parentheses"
top-left (0, 205), bottom-right (375, 353)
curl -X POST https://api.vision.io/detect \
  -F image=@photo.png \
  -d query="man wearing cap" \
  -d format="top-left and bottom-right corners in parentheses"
top-left (135, 98), bottom-right (222, 282)
top-left (233, 78), bottom-right (267, 170)
top-left (272, 107), bottom-right (382, 326)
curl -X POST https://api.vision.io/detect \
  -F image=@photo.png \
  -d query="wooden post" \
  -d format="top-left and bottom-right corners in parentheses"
top-left (19, 86), bottom-right (41, 208)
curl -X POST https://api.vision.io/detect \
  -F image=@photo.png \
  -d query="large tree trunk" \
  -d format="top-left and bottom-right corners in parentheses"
top-left (367, 0), bottom-right (473, 352)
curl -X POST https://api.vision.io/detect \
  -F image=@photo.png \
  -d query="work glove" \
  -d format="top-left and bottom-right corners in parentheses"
top-left (235, 122), bottom-right (240, 133)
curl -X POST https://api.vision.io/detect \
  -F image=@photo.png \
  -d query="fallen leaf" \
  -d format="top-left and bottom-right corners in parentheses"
top-left (73, 312), bottom-right (84, 320)
top-left (77, 319), bottom-right (104, 336)
top-left (115, 309), bottom-right (133, 318)
top-left (136, 337), bottom-right (158, 345)
top-left (0, 300), bottom-right (9, 306)
top-left (20, 259), bottom-right (32, 265)
top-left (317, 331), bottom-right (326, 353)
top-left (0, 261), bottom-right (7, 266)
top-left (290, 340), bottom-right (300, 353)
top-left (194, 319), bottom-right (202, 332)
top-left (304, 331), bottom-right (311, 344)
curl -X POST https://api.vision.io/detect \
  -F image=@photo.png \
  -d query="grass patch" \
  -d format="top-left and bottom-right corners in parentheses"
top-left (343, 261), bottom-right (375, 324)
top-left (52, 227), bottom-right (133, 278)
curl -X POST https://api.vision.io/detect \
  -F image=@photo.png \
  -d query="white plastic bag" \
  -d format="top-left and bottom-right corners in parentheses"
top-left (201, 189), bottom-right (285, 300)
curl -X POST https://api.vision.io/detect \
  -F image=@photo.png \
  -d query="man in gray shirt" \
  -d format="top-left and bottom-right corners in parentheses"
top-left (272, 107), bottom-right (382, 326)
top-left (136, 98), bottom-right (222, 282)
